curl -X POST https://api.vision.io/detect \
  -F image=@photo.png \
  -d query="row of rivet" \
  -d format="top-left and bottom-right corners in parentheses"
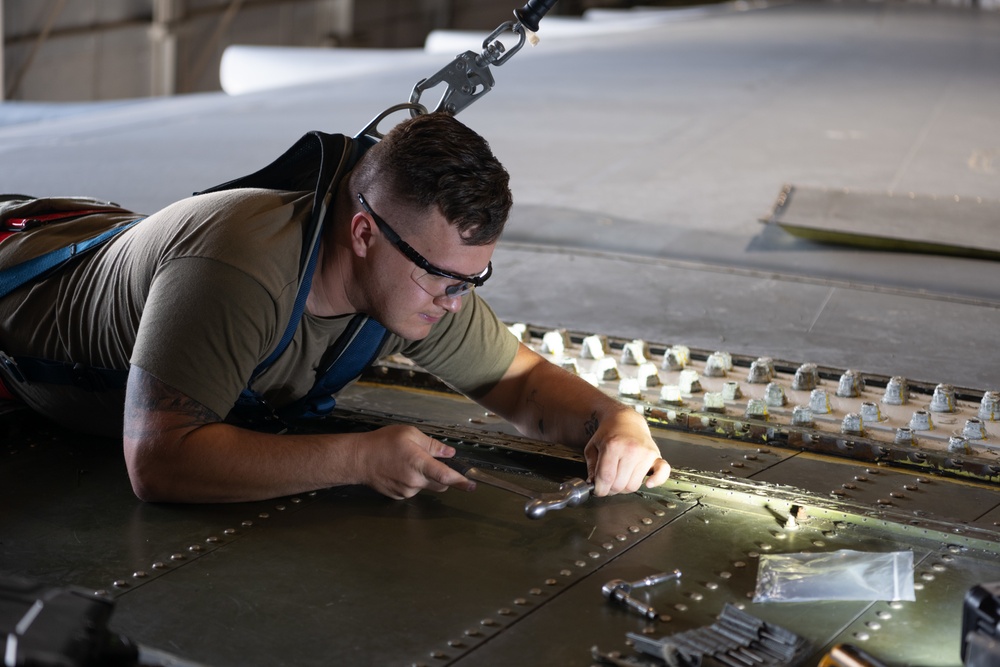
top-left (96, 495), bottom-right (311, 597)
top-left (526, 327), bottom-right (1000, 425)
top-left (524, 325), bottom-right (1000, 421)
top-left (420, 509), bottom-right (669, 664)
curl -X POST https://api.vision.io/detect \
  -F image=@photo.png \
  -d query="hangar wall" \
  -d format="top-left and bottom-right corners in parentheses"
top-left (0, 0), bottom-right (563, 101)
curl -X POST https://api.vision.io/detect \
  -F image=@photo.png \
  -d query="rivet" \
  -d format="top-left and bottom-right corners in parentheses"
top-left (792, 405), bottom-right (814, 426)
top-left (448, 640), bottom-right (466, 648)
top-left (529, 588), bottom-right (543, 596)
top-left (152, 562), bottom-right (167, 570)
top-left (629, 525), bottom-right (640, 533)
top-left (643, 625), bottom-right (659, 635)
top-left (733, 561), bottom-right (747, 568)
top-left (837, 370), bottom-right (863, 398)
top-left (641, 518), bottom-right (653, 525)
top-left (275, 505), bottom-right (286, 511)
top-left (513, 598), bottom-right (528, 606)
top-left (877, 498), bottom-right (893, 505)
top-left (855, 475), bottom-right (868, 482)
top-left (764, 383), bottom-right (787, 407)
top-left (674, 603), bottom-right (689, 612)
top-left (560, 569), bottom-right (572, 576)
top-left (813, 540), bottom-right (826, 547)
top-left (831, 489), bottom-right (847, 497)
top-left (291, 497), bottom-right (302, 504)
top-left (655, 509), bottom-right (667, 516)
top-left (854, 632), bottom-right (871, 641)
top-left (921, 573), bottom-right (935, 581)
top-left (932, 563), bottom-right (946, 572)
top-left (481, 618), bottom-right (498, 627)
top-left (841, 413), bottom-right (864, 436)
top-left (258, 513), bottom-right (270, 519)
top-left (843, 483), bottom-right (856, 490)
top-left (94, 589), bottom-right (109, 597)
top-left (132, 571), bottom-right (147, 579)
top-left (603, 542), bottom-right (614, 551)
top-left (206, 536), bottom-right (220, 544)
top-left (223, 528), bottom-right (236, 535)
top-left (589, 552), bottom-right (601, 559)
top-left (498, 608), bottom-right (514, 616)
top-left (430, 650), bottom-right (448, 659)
top-left (883, 376), bottom-right (909, 405)
top-left (545, 578), bottom-right (558, 586)
top-left (978, 391), bottom-right (1000, 421)
top-left (731, 461), bottom-right (745, 468)
top-left (678, 369), bottom-right (701, 394)
top-left (744, 454), bottom-right (758, 461)
top-left (894, 427), bottom-right (915, 445)
top-left (744, 399), bottom-right (768, 420)
top-left (748, 550), bottom-right (761, 558)
top-left (241, 521), bottom-right (253, 528)
top-left (909, 410), bottom-right (933, 431)
top-left (877, 611), bottom-right (892, 620)
top-left (930, 384), bottom-right (956, 413)
top-left (963, 418), bottom-right (987, 440)
top-left (948, 436), bottom-right (972, 454)
top-left (747, 358), bottom-right (774, 384)
top-left (113, 580), bottom-right (129, 588)
top-left (890, 491), bottom-right (905, 499)
top-left (704, 352), bottom-right (729, 377)
top-left (810, 389), bottom-right (832, 414)
top-left (792, 363), bottom-right (818, 391)
top-left (704, 582), bottom-right (719, 590)
top-left (860, 402), bottom-right (881, 423)
top-left (170, 553), bottom-right (185, 561)
top-left (688, 592), bottom-right (704, 601)
top-left (464, 629), bottom-right (482, 637)
top-left (758, 543), bottom-right (773, 551)
top-left (574, 560), bottom-right (587, 568)
top-left (188, 544), bottom-right (203, 552)
top-left (614, 534), bottom-right (627, 542)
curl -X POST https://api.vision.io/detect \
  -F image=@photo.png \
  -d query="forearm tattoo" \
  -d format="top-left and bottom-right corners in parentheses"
top-left (124, 367), bottom-right (220, 438)
top-left (527, 388), bottom-right (545, 435)
top-left (584, 411), bottom-right (599, 439)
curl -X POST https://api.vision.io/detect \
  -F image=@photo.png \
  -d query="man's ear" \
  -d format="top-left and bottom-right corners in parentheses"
top-left (349, 211), bottom-right (374, 258)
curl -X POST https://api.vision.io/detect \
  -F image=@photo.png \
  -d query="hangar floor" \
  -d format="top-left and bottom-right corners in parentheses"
top-left (2, 2), bottom-right (1000, 666)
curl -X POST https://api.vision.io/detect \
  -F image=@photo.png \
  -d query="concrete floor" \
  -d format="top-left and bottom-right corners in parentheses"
top-left (1, 1), bottom-right (998, 388)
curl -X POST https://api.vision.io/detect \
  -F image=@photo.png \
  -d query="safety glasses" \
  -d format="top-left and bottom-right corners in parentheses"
top-left (358, 193), bottom-right (492, 298)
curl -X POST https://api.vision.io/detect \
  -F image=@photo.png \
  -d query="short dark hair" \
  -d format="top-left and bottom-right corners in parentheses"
top-left (349, 112), bottom-right (512, 245)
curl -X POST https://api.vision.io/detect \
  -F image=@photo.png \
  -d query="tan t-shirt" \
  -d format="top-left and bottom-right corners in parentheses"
top-left (0, 188), bottom-right (518, 435)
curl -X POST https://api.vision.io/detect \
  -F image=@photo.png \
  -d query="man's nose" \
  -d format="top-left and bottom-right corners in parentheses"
top-left (434, 293), bottom-right (463, 313)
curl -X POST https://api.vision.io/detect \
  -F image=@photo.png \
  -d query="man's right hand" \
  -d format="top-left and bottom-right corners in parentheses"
top-left (350, 425), bottom-right (476, 499)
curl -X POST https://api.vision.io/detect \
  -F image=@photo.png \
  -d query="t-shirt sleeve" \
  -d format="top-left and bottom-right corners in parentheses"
top-left (401, 293), bottom-right (519, 400)
top-left (130, 256), bottom-right (285, 419)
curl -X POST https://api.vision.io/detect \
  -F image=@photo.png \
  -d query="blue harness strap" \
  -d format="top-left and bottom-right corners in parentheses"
top-left (0, 218), bottom-right (143, 301)
top-left (0, 218), bottom-right (144, 393)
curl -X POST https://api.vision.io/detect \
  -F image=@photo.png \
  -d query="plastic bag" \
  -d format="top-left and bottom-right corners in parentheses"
top-left (753, 549), bottom-right (915, 603)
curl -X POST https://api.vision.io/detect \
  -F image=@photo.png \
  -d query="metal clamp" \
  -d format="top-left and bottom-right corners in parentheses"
top-left (602, 570), bottom-right (682, 620)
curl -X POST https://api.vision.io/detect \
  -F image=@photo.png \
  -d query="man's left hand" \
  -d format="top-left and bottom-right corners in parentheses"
top-left (583, 408), bottom-right (671, 496)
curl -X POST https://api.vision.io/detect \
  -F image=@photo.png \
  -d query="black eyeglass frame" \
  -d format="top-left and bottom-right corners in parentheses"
top-left (357, 193), bottom-right (492, 298)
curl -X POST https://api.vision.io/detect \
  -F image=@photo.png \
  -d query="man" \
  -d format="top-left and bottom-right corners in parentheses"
top-left (0, 112), bottom-right (670, 503)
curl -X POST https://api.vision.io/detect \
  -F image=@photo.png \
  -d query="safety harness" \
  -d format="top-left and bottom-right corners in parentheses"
top-left (0, 132), bottom-right (389, 428)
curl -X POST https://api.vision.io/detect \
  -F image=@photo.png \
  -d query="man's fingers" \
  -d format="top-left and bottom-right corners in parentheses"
top-left (645, 457), bottom-right (672, 488)
top-left (424, 456), bottom-right (476, 492)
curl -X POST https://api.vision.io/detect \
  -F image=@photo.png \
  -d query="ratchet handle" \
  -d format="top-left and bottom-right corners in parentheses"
top-left (514, 0), bottom-right (559, 32)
